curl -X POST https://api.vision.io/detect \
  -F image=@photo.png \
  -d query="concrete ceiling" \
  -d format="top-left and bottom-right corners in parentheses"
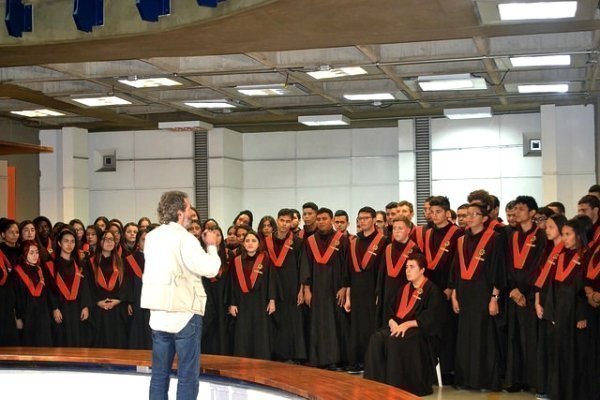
top-left (0, 0), bottom-right (599, 132)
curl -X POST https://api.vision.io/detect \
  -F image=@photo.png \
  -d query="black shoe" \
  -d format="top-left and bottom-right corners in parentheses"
top-left (346, 363), bottom-right (364, 374)
top-left (325, 363), bottom-right (343, 371)
top-left (503, 385), bottom-right (524, 393)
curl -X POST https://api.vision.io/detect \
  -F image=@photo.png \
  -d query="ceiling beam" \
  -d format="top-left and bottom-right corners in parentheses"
top-left (472, 36), bottom-right (508, 105)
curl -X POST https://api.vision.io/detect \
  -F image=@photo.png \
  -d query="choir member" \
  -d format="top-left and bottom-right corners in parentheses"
top-left (47, 229), bottom-right (92, 347)
top-left (33, 216), bottom-right (53, 261)
top-left (505, 200), bottom-right (518, 229)
top-left (584, 237), bottom-right (600, 400)
top-left (69, 219), bottom-right (88, 256)
top-left (225, 225), bottom-right (239, 254)
top-left (298, 202), bottom-right (318, 240)
top-left (364, 252), bottom-right (445, 396)
top-left (346, 206), bottom-right (388, 373)
top-left (534, 207), bottom-right (554, 231)
top-left (456, 204), bottom-right (469, 229)
top-left (422, 196), bottom-right (434, 226)
top-left (137, 217), bottom-right (151, 232)
top-left (90, 230), bottom-right (130, 348)
top-left (232, 225), bottom-right (251, 256)
top-left (546, 201), bottom-right (566, 216)
top-left (18, 220), bottom-right (36, 244)
top-left (233, 210), bottom-right (254, 229)
top-left (384, 202), bottom-right (398, 236)
top-left (107, 222), bottom-right (125, 257)
top-left (85, 225), bottom-right (101, 256)
top-left (257, 215), bottom-right (276, 241)
top-left (0, 218), bottom-right (20, 267)
top-left (188, 220), bottom-right (202, 240)
top-left (228, 231), bottom-right (278, 360)
top-left (125, 229), bottom-right (151, 349)
top-left (544, 217), bottom-right (592, 400)
top-left (290, 209), bottom-right (301, 236)
top-left (505, 195), bottom-right (547, 393)
top-left (375, 210), bottom-right (387, 235)
top-left (265, 209), bottom-right (306, 362)
top-left (448, 209), bottom-right (457, 225)
top-left (123, 222), bottom-right (138, 254)
top-left (396, 200), bottom-right (415, 222)
top-left (93, 216), bottom-right (109, 232)
top-left (0, 223), bottom-right (18, 346)
top-left (333, 210), bottom-right (353, 238)
top-left (202, 218), bottom-right (219, 231)
top-left (449, 202), bottom-right (505, 391)
top-left (424, 195), bottom-right (461, 384)
top-left (301, 208), bottom-right (350, 369)
top-left (577, 195), bottom-right (600, 246)
top-left (12, 240), bottom-right (53, 346)
top-left (190, 207), bottom-right (200, 223)
top-left (589, 184), bottom-right (600, 199)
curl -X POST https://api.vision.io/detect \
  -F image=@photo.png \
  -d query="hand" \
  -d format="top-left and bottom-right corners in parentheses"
top-left (304, 288), bottom-right (312, 308)
top-left (128, 304), bottom-right (133, 316)
top-left (489, 298), bottom-right (499, 316)
top-left (391, 321), bottom-right (414, 337)
top-left (296, 288), bottom-right (304, 306)
top-left (510, 289), bottom-right (526, 307)
top-left (344, 298), bottom-right (351, 313)
top-left (451, 295), bottom-right (460, 314)
top-left (266, 300), bottom-right (276, 315)
top-left (535, 303), bottom-right (544, 319)
top-left (336, 288), bottom-right (346, 307)
top-left (576, 320), bottom-right (587, 330)
top-left (228, 305), bottom-right (238, 317)
top-left (16, 319), bottom-right (23, 330)
top-left (53, 309), bottom-right (63, 324)
top-left (443, 288), bottom-right (452, 300)
top-left (80, 307), bottom-right (89, 321)
top-left (202, 230), bottom-right (218, 246)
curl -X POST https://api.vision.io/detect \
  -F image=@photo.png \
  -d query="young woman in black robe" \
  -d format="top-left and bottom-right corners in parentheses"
top-left (12, 240), bottom-right (53, 346)
top-left (364, 252), bottom-right (445, 396)
top-left (201, 226), bottom-right (232, 355)
top-left (584, 242), bottom-right (600, 400)
top-left (543, 217), bottom-right (592, 400)
top-left (90, 230), bottom-right (130, 348)
top-left (449, 202), bottom-right (505, 391)
top-left (124, 228), bottom-right (151, 349)
top-left (0, 220), bottom-right (19, 346)
top-left (33, 216), bottom-right (54, 262)
top-left (228, 231), bottom-right (278, 360)
top-left (1, 218), bottom-right (21, 267)
top-left (46, 229), bottom-right (92, 347)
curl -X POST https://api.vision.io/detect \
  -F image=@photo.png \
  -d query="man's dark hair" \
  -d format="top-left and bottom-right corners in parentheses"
top-left (397, 200), bottom-right (414, 213)
top-left (334, 210), bottom-right (349, 220)
top-left (457, 203), bottom-right (469, 211)
top-left (505, 200), bottom-right (516, 211)
top-left (514, 195), bottom-right (538, 212)
top-left (578, 194), bottom-right (600, 210)
top-left (490, 195), bottom-right (500, 210)
top-left (316, 207), bottom-right (333, 218)
top-left (385, 201), bottom-right (398, 210)
top-left (428, 196), bottom-right (451, 211)
top-left (536, 207), bottom-right (554, 218)
top-left (277, 208), bottom-right (294, 219)
top-left (290, 209), bottom-right (301, 219)
top-left (302, 202), bottom-right (319, 212)
top-left (546, 201), bottom-right (566, 215)
top-left (449, 209), bottom-right (457, 220)
top-left (424, 196), bottom-right (434, 203)
top-left (358, 206), bottom-right (376, 218)
top-left (588, 184), bottom-right (600, 194)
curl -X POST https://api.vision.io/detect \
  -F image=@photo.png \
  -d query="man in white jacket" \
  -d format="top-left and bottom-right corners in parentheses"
top-left (142, 191), bottom-right (220, 400)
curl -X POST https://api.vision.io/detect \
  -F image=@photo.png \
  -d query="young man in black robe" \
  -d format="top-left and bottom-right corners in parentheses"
top-left (267, 208), bottom-right (307, 362)
top-left (333, 210), bottom-right (354, 239)
top-left (345, 206), bottom-right (388, 373)
top-left (297, 202), bottom-right (318, 240)
top-left (301, 208), bottom-right (350, 369)
top-left (505, 195), bottom-right (547, 393)
top-left (577, 194), bottom-right (600, 246)
top-left (384, 202), bottom-right (398, 237)
top-left (423, 195), bottom-right (461, 384)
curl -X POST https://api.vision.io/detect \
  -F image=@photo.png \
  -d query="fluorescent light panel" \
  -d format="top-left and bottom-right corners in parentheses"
top-left (517, 84), bottom-right (569, 93)
top-left (184, 100), bottom-right (236, 109)
top-left (235, 84), bottom-right (290, 96)
top-left (343, 93), bottom-right (394, 101)
top-left (418, 74), bottom-right (487, 91)
top-left (307, 67), bottom-right (368, 80)
top-left (498, 1), bottom-right (577, 20)
top-left (10, 109), bottom-right (66, 117)
top-left (298, 114), bottom-right (350, 126)
top-left (444, 107), bottom-right (492, 120)
top-left (118, 77), bottom-right (182, 88)
top-left (510, 55), bottom-right (571, 67)
top-left (72, 96), bottom-right (132, 106)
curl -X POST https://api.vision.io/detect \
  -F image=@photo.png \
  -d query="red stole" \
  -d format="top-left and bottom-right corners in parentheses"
top-left (587, 245), bottom-right (600, 281)
top-left (396, 278), bottom-right (428, 320)
top-left (534, 242), bottom-right (564, 289)
top-left (350, 231), bottom-right (385, 272)
top-left (512, 227), bottom-right (539, 269)
top-left (425, 225), bottom-right (459, 270)
top-left (592, 224), bottom-right (600, 247)
top-left (457, 229), bottom-right (495, 280)
top-left (14, 265), bottom-right (45, 297)
top-left (412, 226), bottom-right (425, 252)
top-left (234, 253), bottom-right (265, 293)
top-left (386, 240), bottom-right (416, 278)
top-left (487, 219), bottom-right (504, 232)
top-left (0, 250), bottom-right (10, 285)
top-left (125, 254), bottom-right (143, 278)
top-left (265, 233), bottom-right (294, 268)
top-left (307, 231), bottom-right (344, 265)
top-left (555, 252), bottom-right (580, 282)
top-left (94, 257), bottom-right (120, 291)
top-left (55, 260), bottom-right (82, 301)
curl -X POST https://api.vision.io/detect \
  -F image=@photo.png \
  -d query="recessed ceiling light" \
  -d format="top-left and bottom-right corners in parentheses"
top-left (498, 1), bottom-right (577, 21)
top-left (343, 93), bottom-right (394, 101)
top-left (418, 74), bottom-right (487, 91)
top-left (10, 109), bottom-right (66, 117)
top-left (118, 77), bottom-right (182, 88)
top-left (307, 67), bottom-right (368, 80)
top-left (72, 96), bottom-right (132, 107)
top-left (298, 114), bottom-right (350, 126)
top-left (235, 84), bottom-right (298, 96)
top-left (184, 100), bottom-right (236, 109)
top-left (510, 55), bottom-right (571, 67)
top-left (517, 84), bottom-right (569, 93)
top-left (444, 107), bottom-right (492, 120)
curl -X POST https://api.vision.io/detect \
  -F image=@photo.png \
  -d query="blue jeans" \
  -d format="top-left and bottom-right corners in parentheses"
top-left (149, 314), bottom-right (203, 400)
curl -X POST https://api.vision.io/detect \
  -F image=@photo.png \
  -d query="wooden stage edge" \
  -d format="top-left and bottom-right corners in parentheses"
top-left (0, 347), bottom-right (418, 400)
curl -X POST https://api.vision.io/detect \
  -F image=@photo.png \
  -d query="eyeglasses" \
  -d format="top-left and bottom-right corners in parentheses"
top-left (466, 212), bottom-right (482, 218)
top-left (357, 216), bottom-right (372, 221)
top-left (103, 238), bottom-right (115, 242)
top-left (533, 216), bottom-right (548, 223)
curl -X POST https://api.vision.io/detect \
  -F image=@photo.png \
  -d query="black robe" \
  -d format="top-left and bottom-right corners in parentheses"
top-left (585, 246), bottom-right (600, 400)
top-left (0, 250), bottom-right (18, 346)
top-left (267, 234), bottom-right (307, 361)
top-left (201, 249), bottom-right (232, 356)
top-left (0, 243), bottom-right (20, 268)
top-left (449, 229), bottom-right (505, 390)
top-left (505, 225), bottom-right (546, 390)
top-left (12, 263), bottom-right (53, 346)
top-left (124, 251), bottom-right (152, 350)
top-left (229, 252), bottom-right (278, 360)
top-left (364, 279), bottom-right (445, 396)
top-left (301, 229), bottom-right (350, 367)
top-left (544, 248), bottom-right (591, 400)
top-left (47, 256), bottom-right (93, 347)
top-left (347, 230), bottom-right (388, 365)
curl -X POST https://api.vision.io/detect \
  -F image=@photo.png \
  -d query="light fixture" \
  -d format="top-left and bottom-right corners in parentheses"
top-left (307, 67), bottom-right (368, 80)
top-left (235, 84), bottom-right (295, 96)
top-left (184, 100), bottom-right (236, 109)
top-left (498, 1), bottom-right (577, 21)
top-left (343, 93), bottom-right (394, 101)
top-left (10, 109), bottom-right (66, 117)
top-left (443, 107), bottom-right (492, 120)
top-left (417, 74), bottom-right (487, 91)
top-left (517, 84), bottom-right (569, 93)
top-left (510, 55), bottom-right (571, 67)
top-left (298, 114), bottom-right (350, 126)
top-left (72, 96), bottom-right (132, 107)
top-left (118, 77), bottom-right (182, 88)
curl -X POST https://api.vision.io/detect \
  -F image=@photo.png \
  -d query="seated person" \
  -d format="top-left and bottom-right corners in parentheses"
top-left (364, 252), bottom-right (445, 396)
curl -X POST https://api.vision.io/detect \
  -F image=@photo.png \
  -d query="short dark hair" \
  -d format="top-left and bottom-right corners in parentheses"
top-left (33, 216), bottom-right (52, 229)
top-left (449, 210), bottom-right (457, 220)
top-left (588, 184), bottom-right (600, 194)
top-left (290, 209), bottom-right (301, 219)
top-left (514, 195), bottom-right (538, 212)
top-left (385, 201), bottom-right (398, 210)
top-left (428, 196), bottom-right (451, 211)
top-left (490, 195), bottom-right (500, 210)
top-left (397, 200), bottom-right (414, 213)
top-left (546, 201), bottom-right (566, 215)
top-left (376, 210), bottom-right (387, 220)
top-left (358, 206), bottom-right (376, 218)
top-left (316, 207), bottom-right (333, 218)
top-left (505, 200), bottom-right (516, 211)
top-left (277, 208), bottom-right (294, 219)
top-left (536, 207), bottom-right (554, 218)
top-left (334, 210), bottom-right (349, 220)
top-left (578, 194), bottom-right (600, 210)
top-left (302, 202), bottom-right (319, 212)
top-left (457, 203), bottom-right (469, 211)
top-left (407, 252), bottom-right (427, 270)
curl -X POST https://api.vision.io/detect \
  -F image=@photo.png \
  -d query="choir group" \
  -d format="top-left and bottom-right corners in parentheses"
top-left (1, 186), bottom-right (599, 399)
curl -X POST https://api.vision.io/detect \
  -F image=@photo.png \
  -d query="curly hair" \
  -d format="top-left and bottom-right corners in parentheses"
top-left (157, 191), bottom-right (188, 224)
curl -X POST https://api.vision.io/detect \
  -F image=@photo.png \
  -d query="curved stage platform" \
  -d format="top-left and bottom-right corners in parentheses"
top-left (0, 347), bottom-right (418, 400)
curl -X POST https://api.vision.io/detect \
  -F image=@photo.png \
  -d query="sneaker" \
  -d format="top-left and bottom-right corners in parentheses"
top-left (535, 393), bottom-right (550, 399)
top-left (346, 363), bottom-right (364, 374)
